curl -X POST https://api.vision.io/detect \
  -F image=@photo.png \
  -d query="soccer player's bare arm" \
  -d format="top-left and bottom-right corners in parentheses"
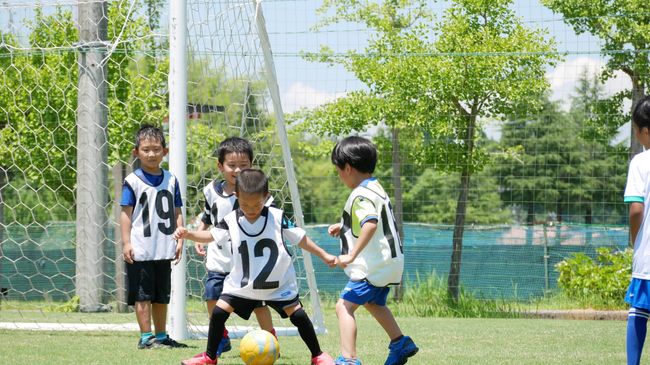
top-left (194, 221), bottom-right (211, 256)
top-left (338, 220), bottom-right (377, 267)
top-left (173, 207), bottom-right (184, 264)
top-left (630, 202), bottom-right (644, 245)
top-left (298, 236), bottom-right (337, 267)
top-left (173, 228), bottom-right (214, 243)
top-left (120, 206), bottom-right (135, 264)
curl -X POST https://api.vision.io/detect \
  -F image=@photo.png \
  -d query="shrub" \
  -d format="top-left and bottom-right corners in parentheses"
top-left (555, 247), bottom-right (631, 308)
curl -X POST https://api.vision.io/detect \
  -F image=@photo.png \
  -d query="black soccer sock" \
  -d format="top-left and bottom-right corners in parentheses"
top-left (289, 308), bottom-right (321, 358)
top-left (206, 306), bottom-right (230, 359)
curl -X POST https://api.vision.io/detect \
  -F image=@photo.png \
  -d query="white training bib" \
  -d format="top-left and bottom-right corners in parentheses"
top-left (202, 180), bottom-right (274, 273)
top-left (340, 178), bottom-right (404, 287)
top-left (124, 170), bottom-right (178, 261)
top-left (211, 206), bottom-right (301, 301)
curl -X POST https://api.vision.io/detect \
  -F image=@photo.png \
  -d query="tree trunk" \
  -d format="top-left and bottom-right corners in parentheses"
top-left (75, 0), bottom-right (109, 312)
top-left (447, 112), bottom-right (476, 302)
top-left (526, 201), bottom-right (534, 246)
top-left (526, 200), bottom-right (534, 224)
top-left (390, 127), bottom-right (404, 300)
top-left (585, 205), bottom-right (592, 245)
top-left (448, 168), bottom-right (471, 302)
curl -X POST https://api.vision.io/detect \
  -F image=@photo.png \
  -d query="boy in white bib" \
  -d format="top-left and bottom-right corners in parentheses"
top-left (329, 136), bottom-right (418, 365)
top-left (175, 169), bottom-right (337, 365)
top-left (120, 125), bottom-right (187, 349)
top-left (195, 137), bottom-right (275, 354)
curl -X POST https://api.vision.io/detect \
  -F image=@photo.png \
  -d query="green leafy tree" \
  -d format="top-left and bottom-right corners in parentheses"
top-left (304, 0), bottom-right (436, 242)
top-left (497, 78), bottom-right (627, 229)
top-left (0, 2), bottom-right (168, 226)
top-left (303, 0), bottom-right (557, 301)
top-left (568, 70), bottom-right (628, 225)
top-left (541, 0), bottom-right (650, 157)
top-left (417, 0), bottom-right (558, 301)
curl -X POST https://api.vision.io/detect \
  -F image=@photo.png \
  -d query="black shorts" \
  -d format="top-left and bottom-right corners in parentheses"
top-left (126, 260), bottom-right (172, 305)
top-left (204, 271), bottom-right (228, 301)
top-left (220, 294), bottom-right (300, 320)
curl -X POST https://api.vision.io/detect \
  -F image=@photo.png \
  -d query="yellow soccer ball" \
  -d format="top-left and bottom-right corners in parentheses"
top-left (239, 329), bottom-right (280, 365)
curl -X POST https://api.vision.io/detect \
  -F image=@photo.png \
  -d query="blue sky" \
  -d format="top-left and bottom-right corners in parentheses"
top-left (256, 0), bottom-right (629, 115)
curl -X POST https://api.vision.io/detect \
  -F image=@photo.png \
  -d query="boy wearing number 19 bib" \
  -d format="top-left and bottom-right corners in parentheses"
top-left (174, 169), bottom-right (337, 365)
top-left (119, 125), bottom-right (187, 350)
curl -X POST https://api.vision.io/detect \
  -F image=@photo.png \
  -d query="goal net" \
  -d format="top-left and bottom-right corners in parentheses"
top-left (0, 0), bottom-right (325, 337)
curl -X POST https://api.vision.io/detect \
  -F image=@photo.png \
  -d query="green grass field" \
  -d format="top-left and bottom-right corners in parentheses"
top-left (0, 309), bottom-right (641, 365)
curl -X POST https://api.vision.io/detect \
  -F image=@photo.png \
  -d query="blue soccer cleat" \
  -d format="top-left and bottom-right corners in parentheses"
top-left (384, 336), bottom-right (418, 365)
top-left (216, 336), bottom-right (231, 356)
top-left (335, 355), bottom-right (362, 365)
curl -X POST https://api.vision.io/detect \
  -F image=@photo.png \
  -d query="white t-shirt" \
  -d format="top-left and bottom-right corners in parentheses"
top-left (209, 206), bottom-right (305, 300)
top-left (625, 149), bottom-right (650, 279)
top-left (339, 177), bottom-right (404, 287)
top-left (201, 180), bottom-right (273, 273)
top-left (124, 170), bottom-right (178, 261)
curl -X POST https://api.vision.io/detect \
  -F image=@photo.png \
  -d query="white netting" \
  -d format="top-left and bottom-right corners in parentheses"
top-left (0, 0), bottom-right (324, 336)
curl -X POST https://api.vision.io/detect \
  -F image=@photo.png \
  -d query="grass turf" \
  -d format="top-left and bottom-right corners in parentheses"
top-left (0, 309), bottom-right (639, 364)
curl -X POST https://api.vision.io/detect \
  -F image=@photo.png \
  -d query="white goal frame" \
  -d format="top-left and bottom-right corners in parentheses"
top-left (167, 0), bottom-right (325, 340)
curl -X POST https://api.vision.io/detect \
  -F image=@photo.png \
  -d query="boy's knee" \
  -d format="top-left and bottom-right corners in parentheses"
top-left (289, 307), bottom-right (311, 327)
top-left (211, 305), bottom-right (230, 323)
top-left (335, 299), bottom-right (357, 315)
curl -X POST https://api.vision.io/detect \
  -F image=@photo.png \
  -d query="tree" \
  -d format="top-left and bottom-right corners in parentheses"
top-left (303, 0), bottom-right (557, 301)
top-left (418, 0), bottom-right (559, 301)
top-left (497, 76), bottom-right (628, 229)
top-left (568, 70), bottom-right (628, 225)
top-left (541, 0), bottom-right (650, 157)
top-left (303, 0), bottom-right (436, 244)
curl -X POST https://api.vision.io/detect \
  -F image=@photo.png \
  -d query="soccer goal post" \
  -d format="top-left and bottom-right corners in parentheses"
top-left (168, 0), bottom-right (326, 339)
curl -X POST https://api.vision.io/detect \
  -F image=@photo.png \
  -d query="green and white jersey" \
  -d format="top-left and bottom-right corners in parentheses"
top-left (209, 206), bottom-right (304, 301)
top-left (340, 177), bottom-right (403, 287)
top-left (625, 149), bottom-right (650, 279)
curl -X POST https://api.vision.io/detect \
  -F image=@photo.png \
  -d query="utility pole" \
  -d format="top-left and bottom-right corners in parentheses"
top-left (76, 0), bottom-right (108, 312)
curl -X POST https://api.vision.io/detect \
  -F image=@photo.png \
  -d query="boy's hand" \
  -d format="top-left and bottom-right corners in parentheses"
top-left (194, 242), bottom-right (206, 256)
top-left (173, 240), bottom-right (183, 265)
top-left (337, 254), bottom-right (354, 268)
top-left (123, 242), bottom-right (134, 264)
top-left (328, 223), bottom-right (342, 237)
top-left (322, 253), bottom-right (337, 268)
top-left (173, 226), bottom-right (188, 240)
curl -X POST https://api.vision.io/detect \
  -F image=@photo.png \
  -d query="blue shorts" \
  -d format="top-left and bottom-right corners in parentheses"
top-left (626, 278), bottom-right (650, 310)
top-left (340, 280), bottom-right (390, 306)
top-left (204, 271), bottom-right (228, 301)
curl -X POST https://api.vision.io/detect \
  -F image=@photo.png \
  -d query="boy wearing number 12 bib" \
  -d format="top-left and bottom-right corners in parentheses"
top-left (329, 136), bottom-right (418, 365)
top-left (195, 137), bottom-right (276, 355)
top-left (174, 169), bottom-right (337, 365)
top-left (119, 125), bottom-right (187, 350)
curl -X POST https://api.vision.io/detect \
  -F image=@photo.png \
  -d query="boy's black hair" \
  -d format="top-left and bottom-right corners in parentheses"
top-left (216, 137), bottom-right (254, 164)
top-left (135, 124), bottom-right (166, 149)
top-left (633, 96), bottom-right (650, 130)
top-left (331, 136), bottom-right (377, 173)
top-left (235, 169), bottom-right (268, 195)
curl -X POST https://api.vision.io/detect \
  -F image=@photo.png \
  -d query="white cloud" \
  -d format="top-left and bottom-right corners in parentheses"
top-left (546, 57), bottom-right (630, 109)
top-left (280, 82), bottom-right (345, 113)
